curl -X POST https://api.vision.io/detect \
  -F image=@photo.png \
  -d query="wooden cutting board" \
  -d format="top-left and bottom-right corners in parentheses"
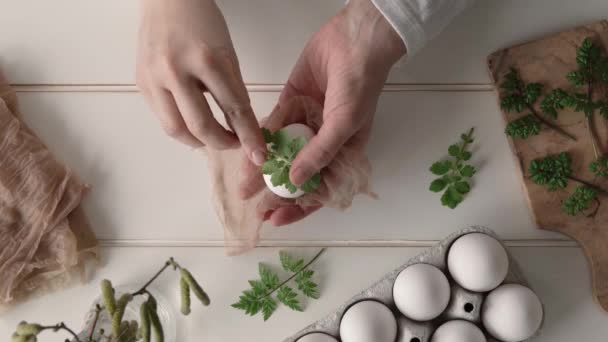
top-left (488, 20), bottom-right (608, 311)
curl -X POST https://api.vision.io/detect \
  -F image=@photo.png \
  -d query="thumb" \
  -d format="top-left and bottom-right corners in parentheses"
top-left (289, 108), bottom-right (359, 186)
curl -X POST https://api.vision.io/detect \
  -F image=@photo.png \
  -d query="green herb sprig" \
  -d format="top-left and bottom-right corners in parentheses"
top-left (500, 68), bottom-right (576, 141)
top-left (262, 128), bottom-right (321, 194)
top-left (232, 249), bottom-right (324, 321)
top-left (13, 258), bottom-right (209, 342)
top-left (429, 128), bottom-right (477, 209)
top-left (529, 153), bottom-right (608, 216)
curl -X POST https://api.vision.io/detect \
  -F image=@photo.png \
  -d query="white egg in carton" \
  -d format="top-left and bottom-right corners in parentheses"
top-left (285, 226), bottom-right (544, 342)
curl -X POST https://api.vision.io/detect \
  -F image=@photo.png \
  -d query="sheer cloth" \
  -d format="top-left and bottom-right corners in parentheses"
top-left (0, 70), bottom-right (97, 312)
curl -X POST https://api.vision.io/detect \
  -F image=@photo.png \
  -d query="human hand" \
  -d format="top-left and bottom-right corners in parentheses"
top-left (239, 0), bottom-right (405, 226)
top-left (136, 0), bottom-right (266, 165)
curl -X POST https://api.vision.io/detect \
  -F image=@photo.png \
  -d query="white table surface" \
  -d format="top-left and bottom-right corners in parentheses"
top-left (1, 0), bottom-right (608, 341)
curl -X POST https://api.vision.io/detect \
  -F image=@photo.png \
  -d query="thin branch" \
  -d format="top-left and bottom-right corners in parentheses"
top-left (87, 304), bottom-right (102, 342)
top-left (586, 71), bottom-right (602, 159)
top-left (132, 259), bottom-right (174, 296)
top-left (40, 323), bottom-right (82, 342)
top-left (569, 175), bottom-right (608, 196)
top-left (525, 103), bottom-right (578, 141)
top-left (261, 248), bottom-right (326, 299)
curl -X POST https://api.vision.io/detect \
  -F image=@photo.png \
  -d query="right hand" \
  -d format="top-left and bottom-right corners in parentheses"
top-left (136, 0), bottom-right (267, 165)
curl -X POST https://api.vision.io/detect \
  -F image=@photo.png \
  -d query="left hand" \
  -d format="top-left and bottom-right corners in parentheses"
top-left (239, 0), bottom-right (406, 226)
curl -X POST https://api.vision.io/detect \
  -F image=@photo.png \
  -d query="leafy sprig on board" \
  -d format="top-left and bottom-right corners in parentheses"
top-left (528, 153), bottom-right (608, 216)
top-left (500, 68), bottom-right (576, 141)
top-left (429, 128), bottom-right (476, 209)
top-left (262, 128), bottom-right (321, 194)
top-left (562, 185), bottom-right (598, 216)
top-left (232, 249), bottom-right (325, 321)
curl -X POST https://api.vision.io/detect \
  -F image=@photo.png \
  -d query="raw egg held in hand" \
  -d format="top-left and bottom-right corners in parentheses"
top-left (262, 123), bottom-right (317, 198)
top-left (339, 300), bottom-right (397, 342)
top-left (296, 332), bottom-right (339, 342)
top-left (431, 320), bottom-right (486, 342)
top-left (482, 284), bottom-right (543, 342)
top-left (393, 263), bottom-right (451, 321)
top-left (447, 233), bottom-right (509, 292)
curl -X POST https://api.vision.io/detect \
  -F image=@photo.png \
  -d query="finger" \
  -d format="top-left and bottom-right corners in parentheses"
top-left (269, 205), bottom-right (322, 226)
top-left (143, 87), bottom-right (203, 148)
top-left (172, 80), bottom-right (239, 149)
top-left (197, 53), bottom-right (267, 165)
top-left (290, 112), bottom-right (359, 186)
top-left (239, 153), bottom-right (265, 200)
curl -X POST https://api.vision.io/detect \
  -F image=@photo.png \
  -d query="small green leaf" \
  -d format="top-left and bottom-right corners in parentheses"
top-left (429, 178), bottom-right (448, 192)
top-left (262, 128), bottom-right (274, 144)
top-left (505, 114), bottom-right (541, 139)
top-left (448, 144), bottom-right (460, 157)
top-left (248, 280), bottom-right (266, 296)
top-left (440, 186), bottom-right (463, 209)
top-left (259, 264), bottom-right (279, 290)
top-left (279, 251), bottom-right (305, 273)
top-left (300, 173), bottom-right (321, 193)
top-left (430, 161), bottom-right (451, 175)
top-left (261, 297), bottom-right (278, 321)
top-left (277, 286), bottom-right (303, 312)
top-left (296, 270), bottom-right (319, 299)
top-left (460, 165), bottom-right (476, 178)
top-left (454, 181), bottom-right (471, 194)
top-left (562, 185), bottom-right (597, 216)
top-left (270, 167), bottom-right (289, 187)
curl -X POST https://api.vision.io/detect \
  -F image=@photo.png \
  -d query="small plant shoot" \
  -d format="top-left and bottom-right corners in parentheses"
top-left (429, 128), bottom-right (477, 209)
top-left (262, 128), bottom-right (321, 194)
top-left (232, 249), bottom-right (324, 321)
top-left (12, 258), bottom-right (209, 342)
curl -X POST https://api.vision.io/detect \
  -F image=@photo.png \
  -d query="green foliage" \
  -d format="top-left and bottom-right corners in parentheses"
top-left (232, 250), bottom-right (323, 321)
top-left (500, 68), bottom-right (543, 112)
top-left (181, 269), bottom-right (210, 306)
top-left (277, 286), bottom-right (303, 312)
top-left (429, 128), bottom-right (476, 209)
top-left (529, 152), bottom-right (572, 190)
top-left (14, 259), bottom-right (208, 342)
top-left (561, 92), bottom-right (597, 116)
top-left (540, 88), bottom-right (569, 119)
top-left (180, 277), bottom-right (191, 316)
top-left (505, 114), bottom-right (541, 139)
top-left (563, 186), bottom-right (598, 216)
top-left (112, 294), bottom-right (133, 338)
top-left (101, 279), bottom-right (117, 315)
top-left (262, 128), bottom-right (321, 194)
top-left (589, 155), bottom-right (608, 177)
top-left (139, 300), bottom-right (151, 342)
top-left (567, 38), bottom-right (608, 87)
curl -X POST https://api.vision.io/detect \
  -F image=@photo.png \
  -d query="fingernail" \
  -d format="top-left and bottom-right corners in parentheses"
top-left (252, 150), bottom-right (266, 166)
top-left (290, 166), bottom-right (310, 186)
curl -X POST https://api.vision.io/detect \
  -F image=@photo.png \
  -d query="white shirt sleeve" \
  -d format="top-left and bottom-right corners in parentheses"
top-left (371, 0), bottom-right (476, 57)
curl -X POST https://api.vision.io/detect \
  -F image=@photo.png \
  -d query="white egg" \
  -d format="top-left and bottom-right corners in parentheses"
top-left (431, 320), bottom-right (486, 342)
top-left (447, 233), bottom-right (509, 292)
top-left (393, 263), bottom-right (451, 321)
top-left (339, 300), bottom-right (397, 342)
top-left (296, 332), bottom-right (339, 342)
top-left (482, 284), bottom-right (543, 342)
top-left (263, 123), bottom-right (315, 199)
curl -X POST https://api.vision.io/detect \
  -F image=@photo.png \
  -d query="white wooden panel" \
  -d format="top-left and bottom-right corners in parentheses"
top-left (16, 91), bottom-right (561, 241)
top-left (0, 247), bottom-right (606, 341)
top-left (2, 1), bottom-right (608, 84)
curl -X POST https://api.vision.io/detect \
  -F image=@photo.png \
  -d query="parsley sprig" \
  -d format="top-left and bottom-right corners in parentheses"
top-left (262, 128), bottom-right (321, 194)
top-left (232, 249), bottom-right (325, 321)
top-left (500, 68), bottom-right (576, 141)
top-left (429, 128), bottom-right (477, 209)
top-left (529, 153), bottom-right (608, 216)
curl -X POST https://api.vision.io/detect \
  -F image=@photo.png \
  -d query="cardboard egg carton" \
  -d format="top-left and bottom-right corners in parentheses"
top-left (285, 226), bottom-right (543, 342)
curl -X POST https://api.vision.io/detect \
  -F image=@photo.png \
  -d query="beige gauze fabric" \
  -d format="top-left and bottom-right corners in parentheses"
top-left (0, 70), bottom-right (97, 312)
top-left (206, 96), bottom-right (376, 255)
